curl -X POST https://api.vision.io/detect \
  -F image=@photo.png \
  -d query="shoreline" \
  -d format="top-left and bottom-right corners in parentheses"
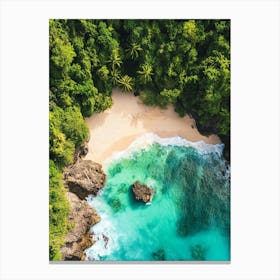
top-left (85, 89), bottom-right (221, 166)
top-left (81, 89), bottom-right (225, 260)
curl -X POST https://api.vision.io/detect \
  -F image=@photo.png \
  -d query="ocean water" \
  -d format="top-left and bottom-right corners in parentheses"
top-left (85, 133), bottom-right (230, 261)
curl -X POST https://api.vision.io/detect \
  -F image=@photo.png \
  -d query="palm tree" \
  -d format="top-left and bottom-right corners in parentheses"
top-left (126, 43), bottom-right (142, 60)
top-left (117, 75), bottom-right (133, 92)
top-left (110, 68), bottom-right (121, 86)
top-left (108, 48), bottom-right (122, 70)
top-left (137, 64), bottom-right (153, 84)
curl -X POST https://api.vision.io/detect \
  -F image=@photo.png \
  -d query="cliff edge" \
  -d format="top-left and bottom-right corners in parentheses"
top-left (60, 148), bottom-right (106, 260)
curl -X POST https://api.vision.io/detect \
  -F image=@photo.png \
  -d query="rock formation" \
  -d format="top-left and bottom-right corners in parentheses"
top-left (131, 181), bottom-right (153, 203)
top-left (61, 155), bottom-right (106, 261)
top-left (60, 192), bottom-right (100, 260)
top-left (74, 142), bottom-right (89, 162)
top-left (64, 160), bottom-right (106, 200)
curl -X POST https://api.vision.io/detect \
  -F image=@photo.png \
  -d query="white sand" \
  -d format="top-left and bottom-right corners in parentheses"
top-left (85, 89), bottom-right (220, 165)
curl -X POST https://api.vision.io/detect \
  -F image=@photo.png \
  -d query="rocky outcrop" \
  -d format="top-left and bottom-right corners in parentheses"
top-left (74, 142), bottom-right (89, 162)
top-left (79, 142), bottom-right (89, 157)
top-left (61, 157), bottom-right (106, 261)
top-left (60, 192), bottom-right (101, 260)
top-left (64, 160), bottom-right (106, 200)
top-left (131, 181), bottom-right (153, 203)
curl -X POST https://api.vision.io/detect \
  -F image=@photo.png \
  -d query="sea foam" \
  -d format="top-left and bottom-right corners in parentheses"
top-left (104, 133), bottom-right (224, 168)
top-left (86, 195), bottom-right (119, 260)
top-left (86, 133), bottom-right (230, 261)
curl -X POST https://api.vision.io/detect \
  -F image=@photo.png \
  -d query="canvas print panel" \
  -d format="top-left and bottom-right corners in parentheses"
top-left (49, 19), bottom-right (230, 261)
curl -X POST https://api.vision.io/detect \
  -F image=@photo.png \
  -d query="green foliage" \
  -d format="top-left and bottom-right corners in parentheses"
top-left (159, 88), bottom-right (181, 108)
top-left (183, 20), bottom-right (197, 41)
top-left (49, 160), bottom-right (70, 260)
top-left (110, 68), bottom-right (121, 86)
top-left (137, 64), bottom-right (153, 84)
top-left (139, 90), bottom-right (159, 106)
top-left (49, 108), bottom-right (75, 167)
top-left (49, 20), bottom-right (76, 77)
top-left (51, 38), bottom-right (76, 69)
top-left (62, 107), bottom-right (89, 147)
top-left (117, 75), bottom-right (134, 92)
top-left (140, 88), bottom-right (181, 109)
top-left (98, 65), bottom-right (110, 81)
top-left (108, 48), bottom-right (122, 70)
top-left (127, 42), bottom-right (143, 59)
top-left (49, 106), bottom-right (89, 165)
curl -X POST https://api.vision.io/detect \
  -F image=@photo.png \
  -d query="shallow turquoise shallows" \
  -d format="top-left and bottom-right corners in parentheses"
top-left (86, 134), bottom-right (230, 261)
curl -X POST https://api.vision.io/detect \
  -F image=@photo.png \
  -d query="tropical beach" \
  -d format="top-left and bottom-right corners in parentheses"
top-left (82, 89), bottom-right (229, 261)
top-left (85, 89), bottom-right (220, 165)
top-left (49, 19), bottom-right (230, 261)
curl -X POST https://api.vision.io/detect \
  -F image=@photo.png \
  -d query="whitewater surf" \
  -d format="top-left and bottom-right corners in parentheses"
top-left (85, 134), bottom-right (230, 261)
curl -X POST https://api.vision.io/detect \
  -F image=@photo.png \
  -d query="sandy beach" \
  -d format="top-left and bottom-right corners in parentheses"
top-left (85, 89), bottom-right (220, 165)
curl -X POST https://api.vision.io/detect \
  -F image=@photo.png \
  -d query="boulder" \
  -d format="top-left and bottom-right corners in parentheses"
top-left (131, 181), bottom-right (153, 203)
top-left (60, 192), bottom-right (101, 261)
top-left (64, 160), bottom-right (106, 200)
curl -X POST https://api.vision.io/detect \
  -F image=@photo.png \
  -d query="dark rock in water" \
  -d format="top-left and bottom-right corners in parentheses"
top-left (131, 181), bottom-right (153, 203)
top-left (152, 249), bottom-right (165, 261)
top-left (102, 234), bottom-right (109, 248)
top-left (190, 244), bottom-right (207, 261)
top-left (64, 160), bottom-right (106, 200)
top-left (108, 197), bottom-right (122, 212)
top-left (60, 192), bottom-right (101, 261)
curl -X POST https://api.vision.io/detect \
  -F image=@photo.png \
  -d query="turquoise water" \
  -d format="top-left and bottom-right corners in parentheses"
top-left (86, 134), bottom-right (230, 261)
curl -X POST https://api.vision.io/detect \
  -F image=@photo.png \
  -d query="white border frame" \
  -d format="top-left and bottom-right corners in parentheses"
top-left (1, 0), bottom-right (279, 279)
